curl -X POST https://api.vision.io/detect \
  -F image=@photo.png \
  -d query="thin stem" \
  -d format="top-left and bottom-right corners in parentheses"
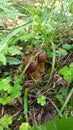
top-left (48, 41), bottom-right (56, 84)
top-left (60, 88), bottom-right (73, 113)
top-left (24, 88), bottom-right (29, 122)
top-left (47, 97), bottom-right (63, 118)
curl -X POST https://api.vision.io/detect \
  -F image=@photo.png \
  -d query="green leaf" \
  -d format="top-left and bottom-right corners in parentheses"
top-left (0, 21), bottom-right (32, 52)
top-left (60, 88), bottom-right (67, 96)
top-left (14, 76), bottom-right (23, 84)
top-left (59, 62), bottom-right (73, 83)
top-left (69, 62), bottom-right (73, 68)
top-left (0, 126), bottom-right (3, 130)
top-left (19, 123), bottom-right (30, 130)
top-left (56, 116), bottom-right (73, 130)
top-left (62, 44), bottom-right (73, 50)
top-left (64, 73), bottom-right (72, 83)
top-left (56, 94), bottom-right (63, 102)
top-left (0, 53), bottom-right (6, 65)
top-left (59, 66), bottom-right (69, 76)
top-left (69, 63), bottom-right (73, 76)
top-left (60, 69), bottom-right (72, 82)
top-left (46, 49), bottom-right (53, 57)
top-left (0, 114), bottom-right (12, 130)
top-left (0, 93), bottom-right (11, 105)
top-left (6, 57), bottom-right (22, 65)
top-left (8, 46), bottom-right (22, 56)
top-left (37, 94), bottom-right (46, 106)
top-left (56, 49), bottom-right (68, 56)
top-left (31, 116), bottom-right (73, 130)
top-left (8, 84), bottom-right (22, 98)
top-left (0, 0), bottom-right (22, 19)
top-left (0, 78), bottom-right (11, 91)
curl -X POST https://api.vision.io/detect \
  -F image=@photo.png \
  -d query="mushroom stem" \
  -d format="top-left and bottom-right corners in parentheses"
top-left (27, 66), bottom-right (40, 79)
top-left (38, 62), bottom-right (46, 73)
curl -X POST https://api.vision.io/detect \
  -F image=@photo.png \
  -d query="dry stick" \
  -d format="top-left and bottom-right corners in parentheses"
top-left (28, 72), bottom-right (38, 84)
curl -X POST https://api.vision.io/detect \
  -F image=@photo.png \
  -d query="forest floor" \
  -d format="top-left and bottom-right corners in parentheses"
top-left (0, 1), bottom-right (73, 130)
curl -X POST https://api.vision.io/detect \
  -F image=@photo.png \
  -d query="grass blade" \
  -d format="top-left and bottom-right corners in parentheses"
top-left (24, 88), bottom-right (29, 122)
top-left (60, 88), bottom-right (73, 113)
top-left (0, 21), bottom-right (32, 52)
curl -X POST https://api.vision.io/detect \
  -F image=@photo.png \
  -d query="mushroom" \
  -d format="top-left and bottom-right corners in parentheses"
top-left (38, 51), bottom-right (47, 73)
top-left (22, 50), bottom-right (47, 80)
top-left (23, 56), bottom-right (38, 73)
top-left (22, 50), bottom-right (40, 80)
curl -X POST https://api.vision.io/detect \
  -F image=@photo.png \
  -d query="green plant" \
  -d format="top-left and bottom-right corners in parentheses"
top-left (8, 83), bottom-right (22, 98)
top-left (59, 62), bottom-right (73, 83)
top-left (0, 93), bottom-right (11, 105)
top-left (19, 122), bottom-right (30, 130)
top-left (0, 114), bottom-right (13, 130)
top-left (37, 94), bottom-right (62, 117)
top-left (6, 56), bottom-right (22, 65)
top-left (30, 116), bottom-right (73, 130)
top-left (0, 44), bottom-right (22, 65)
top-left (56, 43), bottom-right (73, 57)
top-left (0, 0), bottom-right (22, 19)
top-left (56, 88), bottom-right (67, 104)
top-left (62, 43), bottom-right (73, 50)
top-left (24, 88), bottom-right (29, 122)
top-left (56, 94), bottom-right (64, 103)
top-left (0, 77), bottom-right (11, 105)
top-left (60, 87), bottom-right (73, 114)
top-left (0, 77), bottom-right (22, 105)
top-left (37, 94), bottom-right (46, 106)
top-left (0, 21), bottom-right (32, 65)
top-left (56, 48), bottom-right (68, 56)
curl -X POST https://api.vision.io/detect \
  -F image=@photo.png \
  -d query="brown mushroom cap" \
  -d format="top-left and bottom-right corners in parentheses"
top-left (28, 58), bottom-right (38, 73)
top-left (23, 50), bottom-right (47, 73)
top-left (38, 51), bottom-right (47, 62)
top-left (23, 56), bottom-right (38, 73)
top-left (30, 49), bottom-right (38, 56)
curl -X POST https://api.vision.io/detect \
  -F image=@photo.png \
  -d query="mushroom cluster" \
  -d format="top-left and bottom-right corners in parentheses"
top-left (23, 50), bottom-right (47, 80)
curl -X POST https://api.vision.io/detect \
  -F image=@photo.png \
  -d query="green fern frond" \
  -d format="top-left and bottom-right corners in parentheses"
top-left (0, 0), bottom-right (23, 19)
